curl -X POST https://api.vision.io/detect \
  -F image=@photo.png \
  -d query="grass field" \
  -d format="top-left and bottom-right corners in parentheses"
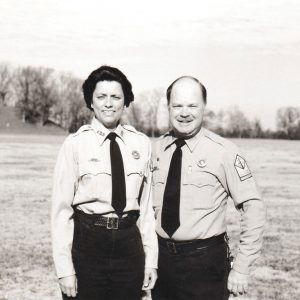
top-left (0, 134), bottom-right (299, 300)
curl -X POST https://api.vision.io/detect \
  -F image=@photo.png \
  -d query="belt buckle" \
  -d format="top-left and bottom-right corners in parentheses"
top-left (166, 241), bottom-right (177, 254)
top-left (107, 217), bottom-right (119, 229)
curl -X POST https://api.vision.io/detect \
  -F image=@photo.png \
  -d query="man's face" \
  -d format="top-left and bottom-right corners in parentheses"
top-left (169, 79), bottom-right (205, 138)
top-left (92, 80), bottom-right (125, 130)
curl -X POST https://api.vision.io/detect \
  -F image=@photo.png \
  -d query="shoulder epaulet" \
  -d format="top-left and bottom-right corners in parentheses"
top-left (155, 131), bottom-right (171, 141)
top-left (72, 124), bottom-right (93, 137)
top-left (122, 124), bottom-right (145, 136)
top-left (163, 131), bottom-right (172, 137)
top-left (152, 132), bottom-right (172, 152)
top-left (202, 128), bottom-right (238, 151)
top-left (202, 128), bottom-right (227, 147)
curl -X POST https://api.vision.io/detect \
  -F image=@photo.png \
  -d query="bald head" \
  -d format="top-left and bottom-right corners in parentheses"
top-left (167, 76), bottom-right (206, 138)
top-left (166, 76), bottom-right (207, 105)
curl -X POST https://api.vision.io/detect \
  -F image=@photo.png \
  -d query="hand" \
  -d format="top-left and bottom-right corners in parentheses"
top-left (142, 267), bottom-right (157, 290)
top-left (227, 269), bottom-right (249, 296)
top-left (59, 275), bottom-right (77, 298)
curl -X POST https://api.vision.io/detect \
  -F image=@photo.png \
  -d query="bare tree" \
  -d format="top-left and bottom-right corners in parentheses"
top-left (120, 104), bottom-right (136, 127)
top-left (221, 105), bottom-right (252, 138)
top-left (133, 88), bottom-right (164, 136)
top-left (14, 66), bottom-right (36, 122)
top-left (0, 62), bottom-right (13, 106)
top-left (276, 106), bottom-right (300, 139)
top-left (251, 118), bottom-right (264, 138)
top-left (203, 109), bottom-right (218, 131)
top-left (35, 67), bottom-right (56, 124)
top-left (156, 96), bottom-right (169, 135)
top-left (14, 66), bottom-right (56, 124)
top-left (52, 72), bottom-right (92, 132)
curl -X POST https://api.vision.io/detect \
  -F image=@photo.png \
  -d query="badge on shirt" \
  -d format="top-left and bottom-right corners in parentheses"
top-left (234, 155), bottom-right (252, 181)
top-left (197, 159), bottom-right (207, 168)
top-left (97, 130), bottom-right (105, 136)
top-left (132, 150), bottom-right (140, 159)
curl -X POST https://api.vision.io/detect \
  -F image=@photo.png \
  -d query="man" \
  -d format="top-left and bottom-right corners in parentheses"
top-left (151, 76), bottom-right (266, 300)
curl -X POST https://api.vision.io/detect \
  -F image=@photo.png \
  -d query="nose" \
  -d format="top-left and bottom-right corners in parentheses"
top-left (104, 97), bottom-right (113, 108)
top-left (180, 106), bottom-right (190, 118)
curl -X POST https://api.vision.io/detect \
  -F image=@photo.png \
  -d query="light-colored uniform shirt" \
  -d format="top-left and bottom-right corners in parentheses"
top-left (52, 117), bottom-right (158, 278)
top-left (152, 127), bottom-right (266, 275)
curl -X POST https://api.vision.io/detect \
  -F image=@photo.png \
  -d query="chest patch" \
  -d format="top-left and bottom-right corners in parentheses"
top-left (132, 150), bottom-right (140, 160)
top-left (234, 155), bottom-right (252, 181)
top-left (197, 159), bottom-right (207, 168)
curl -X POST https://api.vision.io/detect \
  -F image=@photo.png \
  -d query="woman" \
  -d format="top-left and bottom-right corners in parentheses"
top-left (51, 66), bottom-right (158, 299)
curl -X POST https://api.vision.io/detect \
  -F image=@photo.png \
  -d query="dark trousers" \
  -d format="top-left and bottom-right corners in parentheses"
top-left (62, 212), bottom-right (145, 300)
top-left (152, 237), bottom-right (230, 300)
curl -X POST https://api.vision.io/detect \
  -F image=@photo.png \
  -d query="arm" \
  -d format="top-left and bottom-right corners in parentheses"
top-left (232, 199), bottom-right (266, 275)
top-left (137, 140), bottom-right (158, 290)
top-left (223, 146), bottom-right (266, 295)
top-left (227, 199), bottom-right (266, 295)
top-left (51, 136), bottom-right (78, 294)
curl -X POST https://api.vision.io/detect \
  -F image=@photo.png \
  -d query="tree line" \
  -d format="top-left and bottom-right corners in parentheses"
top-left (1, 62), bottom-right (300, 139)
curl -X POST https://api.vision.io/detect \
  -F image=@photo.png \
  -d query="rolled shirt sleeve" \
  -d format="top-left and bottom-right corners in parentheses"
top-left (137, 141), bottom-right (158, 269)
top-left (223, 145), bottom-right (266, 275)
top-left (51, 136), bottom-right (78, 278)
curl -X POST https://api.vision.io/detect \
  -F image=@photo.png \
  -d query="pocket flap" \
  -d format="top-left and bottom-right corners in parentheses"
top-left (183, 171), bottom-right (215, 188)
top-left (79, 161), bottom-right (111, 177)
top-left (152, 168), bottom-right (167, 185)
top-left (126, 164), bottom-right (144, 177)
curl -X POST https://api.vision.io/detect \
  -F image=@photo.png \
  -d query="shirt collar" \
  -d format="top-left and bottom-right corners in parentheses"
top-left (164, 127), bottom-right (204, 153)
top-left (91, 117), bottom-right (126, 145)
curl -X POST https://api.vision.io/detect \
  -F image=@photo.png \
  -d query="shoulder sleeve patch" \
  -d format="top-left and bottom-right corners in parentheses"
top-left (234, 155), bottom-right (252, 181)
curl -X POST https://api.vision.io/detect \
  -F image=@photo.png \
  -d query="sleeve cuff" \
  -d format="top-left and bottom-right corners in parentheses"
top-left (144, 250), bottom-right (158, 269)
top-left (232, 254), bottom-right (250, 275)
top-left (54, 257), bottom-right (76, 279)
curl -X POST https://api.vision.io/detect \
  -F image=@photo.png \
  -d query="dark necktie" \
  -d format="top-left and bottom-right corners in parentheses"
top-left (107, 132), bottom-right (126, 215)
top-left (161, 138), bottom-right (186, 237)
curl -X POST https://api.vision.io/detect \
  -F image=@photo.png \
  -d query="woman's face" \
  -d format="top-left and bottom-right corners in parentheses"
top-left (91, 80), bottom-right (125, 130)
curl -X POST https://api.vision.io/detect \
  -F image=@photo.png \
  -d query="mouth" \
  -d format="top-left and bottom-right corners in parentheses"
top-left (177, 119), bottom-right (193, 124)
top-left (102, 110), bottom-right (115, 116)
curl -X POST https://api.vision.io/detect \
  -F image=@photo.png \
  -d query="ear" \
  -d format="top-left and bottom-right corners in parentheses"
top-left (91, 102), bottom-right (94, 109)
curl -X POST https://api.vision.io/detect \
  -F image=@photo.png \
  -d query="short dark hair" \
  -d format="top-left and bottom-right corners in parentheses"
top-left (166, 76), bottom-right (207, 105)
top-left (82, 65), bottom-right (134, 110)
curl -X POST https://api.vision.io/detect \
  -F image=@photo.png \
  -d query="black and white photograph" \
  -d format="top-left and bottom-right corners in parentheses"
top-left (0, 0), bottom-right (299, 299)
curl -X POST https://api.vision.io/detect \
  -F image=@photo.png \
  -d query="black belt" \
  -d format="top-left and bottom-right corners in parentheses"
top-left (74, 208), bottom-right (139, 230)
top-left (158, 233), bottom-right (226, 254)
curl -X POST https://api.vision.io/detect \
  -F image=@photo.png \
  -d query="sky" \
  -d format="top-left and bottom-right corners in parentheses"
top-left (1, 0), bottom-right (300, 129)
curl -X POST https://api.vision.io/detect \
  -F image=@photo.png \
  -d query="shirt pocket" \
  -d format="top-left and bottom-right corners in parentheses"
top-left (78, 161), bottom-right (111, 200)
top-left (125, 162), bottom-right (145, 200)
top-left (183, 171), bottom-right (216, 210)
top-left (152, 168), bottom-right (167, 208)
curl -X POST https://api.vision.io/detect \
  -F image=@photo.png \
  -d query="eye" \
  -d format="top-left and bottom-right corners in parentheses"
top-left (96, 95), bottom-right (105, 99)
top-left (112, 95), bottom-right (121, 99)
